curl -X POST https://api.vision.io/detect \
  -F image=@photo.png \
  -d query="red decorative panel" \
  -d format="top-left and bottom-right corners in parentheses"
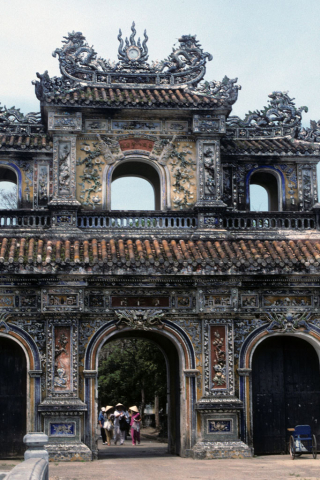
top-left (119, 138), bottom-right (154, 152)
top-left (54, 326), bottom-right (71, 391)
top-left (211, 325), bottom-right (227, 389)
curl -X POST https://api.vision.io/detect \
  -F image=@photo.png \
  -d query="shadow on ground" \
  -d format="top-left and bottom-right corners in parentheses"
top-left (98, 436), bottom-right (170, 459)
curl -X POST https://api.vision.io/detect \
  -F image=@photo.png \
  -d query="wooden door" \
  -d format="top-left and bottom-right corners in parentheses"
top-left (0, 337), bottom-right (27, 458)
top-left (252, 336), bottom-right (320, 455)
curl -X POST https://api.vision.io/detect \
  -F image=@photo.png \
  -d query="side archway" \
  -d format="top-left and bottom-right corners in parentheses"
top-left (238, 325), bottom-right (320, 454)
top-left (246, 166), bottom-right (285, 211)
top-left (83, 318), bottom-right (197, 458)
top-left (0, 323), bottom-right (42, 457)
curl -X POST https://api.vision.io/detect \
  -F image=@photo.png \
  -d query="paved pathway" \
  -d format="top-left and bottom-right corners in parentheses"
top-left (2, 439), bottom-right (320, 480)
top-left (48, 439), bottom-right (320, 480)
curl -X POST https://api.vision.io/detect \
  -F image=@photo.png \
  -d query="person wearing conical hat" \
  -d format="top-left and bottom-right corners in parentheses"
top-left (98, 406), bottom-right (107, 445)
top-left (129, 406), bottom-right (141, 446)
top-left (104, 406), bottom-right (114, 446)
top-left (114, 402), bottom-right (128, 445)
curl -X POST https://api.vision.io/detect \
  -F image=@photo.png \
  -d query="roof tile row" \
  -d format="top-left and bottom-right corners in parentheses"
top-left (0, 135), bottom-right (52, 150)
top-left (44, 87), bottom-right (220, 109)
top-left (221, 137), bottom-right (320, 155)
top-left (1, 237), bottom-right (320, 271)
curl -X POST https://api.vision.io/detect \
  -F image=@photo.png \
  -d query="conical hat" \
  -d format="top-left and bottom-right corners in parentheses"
top-left (105, 405), bottom-right (114, 412)
top-left (116, 403), bottom-right (125, 408)
top-left (129, 405), bottom-right (139, 413)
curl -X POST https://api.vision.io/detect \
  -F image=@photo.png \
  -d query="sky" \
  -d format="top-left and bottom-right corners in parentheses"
top-left (0, 0), bottom-right (319, 210)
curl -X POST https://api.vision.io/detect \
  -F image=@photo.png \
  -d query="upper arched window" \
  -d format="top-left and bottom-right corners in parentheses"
top-left (249, 170), bottom-right (280, 211)
top-left (0, 167), bottom-right (18, 209)
top-left (110, 161), bottom-right (161, 211)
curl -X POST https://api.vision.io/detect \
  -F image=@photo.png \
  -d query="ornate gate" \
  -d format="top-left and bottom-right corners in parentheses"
top-left (252, 336), bottom-right (320, 454)
top-left (0, 337), bottom-right (27, 458)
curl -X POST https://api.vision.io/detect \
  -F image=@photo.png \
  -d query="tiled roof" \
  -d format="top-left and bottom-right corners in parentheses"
top-left (221, 136), bottom-right (320, 156)
top-left (0, 134), bottom-right (52, 151)
top-left (42, 86), bottom-right (223, 109)
top-left (1, 237), bottom-right (320, 274)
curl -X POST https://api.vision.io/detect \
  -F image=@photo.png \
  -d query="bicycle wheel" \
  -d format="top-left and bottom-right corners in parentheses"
top-left (312, 434), bottom-right (317, 459)
top-left (289, 435), bottom-right (296, 459)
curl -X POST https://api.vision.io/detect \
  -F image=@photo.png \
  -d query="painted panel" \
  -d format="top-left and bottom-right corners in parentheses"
top-left (50, 422), bottom-right (75, 436)
top-left (119, 138), bottom-right (154, 151)
top-left (207, 419), bottom-right (232, 434)
top-left (112, 120), bottom-right (161, 132)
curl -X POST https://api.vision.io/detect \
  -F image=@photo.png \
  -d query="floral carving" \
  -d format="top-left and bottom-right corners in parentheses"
top-left (169, 142), bottom-right (196, 209)
top-left (77, 141), bottom-right (105, 206)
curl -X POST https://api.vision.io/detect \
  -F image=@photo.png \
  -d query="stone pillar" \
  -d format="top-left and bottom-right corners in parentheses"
top-left (190, 319), bottom-right (253, 459)
top-left (24, 432), bottom-right (48, 461)
top-left (38, 315), bottom-right (91, 461)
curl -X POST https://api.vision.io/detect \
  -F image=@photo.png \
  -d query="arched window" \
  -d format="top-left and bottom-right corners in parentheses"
top-left (110, 161), bottom-right (161, 211)
top-left (0, 168), bottom-right (18, 209)
top-left (249, 170), bottom-right (280, 211)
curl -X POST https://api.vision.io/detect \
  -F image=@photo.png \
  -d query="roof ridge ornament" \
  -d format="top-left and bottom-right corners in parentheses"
top-left (117, 22), bottom-right (149, 65)
top-left (226, 91), bottom-right (308, 138)
top-left (0, 103), bottom-right (43, 136)
top-left (33, 26), bottom-right (216, 99)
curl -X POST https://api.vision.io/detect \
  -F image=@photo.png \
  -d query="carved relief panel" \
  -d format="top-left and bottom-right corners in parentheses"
top-left (47, 317), bottom-right (79, 398)
top-left (203, 319), bottom-right (234, 396)
top-left (51, 136), bottom-right (78, 204)
top-left (197, 139), bottom-right (224, 206)
top-left (298, 164), bottom-right (318, 210)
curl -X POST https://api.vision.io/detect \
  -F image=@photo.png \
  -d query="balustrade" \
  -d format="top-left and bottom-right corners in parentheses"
top-left (77, 212), bottom-right (198, 229)
top-left (0, 209), bottom-right (317, 231)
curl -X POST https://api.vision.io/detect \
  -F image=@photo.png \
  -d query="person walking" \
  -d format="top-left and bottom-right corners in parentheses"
top-left (115, 403), bottom-right (128, 445)
top-left (98, 407), bottom-right (107, 445)
top-left (129, 406), bottom-right (141, 446)
top-left (104, 405), bottom-right (114, 446)
top-left (113, 408), bottom-right (121, 445)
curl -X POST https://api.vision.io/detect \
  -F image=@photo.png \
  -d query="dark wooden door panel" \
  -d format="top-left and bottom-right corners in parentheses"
top-left (253, 336), bottom-right (320, 455)
top-left (0, 338), bottom-right (26, 458)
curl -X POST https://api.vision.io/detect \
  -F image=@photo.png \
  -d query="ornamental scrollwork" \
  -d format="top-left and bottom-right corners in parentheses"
top-left (115, 309), bottom-right (165, 330)
top-left (265, 310), bottom-right (311, 333)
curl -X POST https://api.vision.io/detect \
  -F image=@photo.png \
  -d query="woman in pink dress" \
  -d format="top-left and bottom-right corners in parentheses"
top-left (129, 406), bottom-right (141, 445)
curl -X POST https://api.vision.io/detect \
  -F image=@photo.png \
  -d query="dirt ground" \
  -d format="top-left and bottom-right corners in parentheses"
top-left (1, 433), bottom-right (320, 480)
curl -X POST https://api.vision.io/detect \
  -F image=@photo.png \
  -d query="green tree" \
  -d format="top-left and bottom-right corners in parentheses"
top-left (98, 338), bottom-right (167, 418)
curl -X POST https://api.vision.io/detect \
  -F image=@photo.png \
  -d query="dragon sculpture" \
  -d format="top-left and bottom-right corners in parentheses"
top-left (0, 104), bottom-right (41, 124)
top-left (52, 31), bottom-right (111, 75)
top-left (227, 91), bottom-right (308, 128)
top-left (192, 76), bottom-right (241, 106)
top-left (298, 119), bottom-right (320, 142)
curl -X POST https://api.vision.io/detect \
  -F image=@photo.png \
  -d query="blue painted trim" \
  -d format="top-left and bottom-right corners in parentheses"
top-left (246, 166), bottom-right (286, 207)
top-left (9, 323), bottom-right (41, 369)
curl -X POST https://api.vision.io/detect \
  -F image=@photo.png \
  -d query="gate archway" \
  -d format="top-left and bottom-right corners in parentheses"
top-left (0, 336), bottom-right (27, 457)
top-left (84, 319), bottom-right (197, 458)
top-left (252, 335), bottom-right (320, 454)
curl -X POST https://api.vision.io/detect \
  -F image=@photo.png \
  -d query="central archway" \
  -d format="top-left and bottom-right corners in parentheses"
top-left (84, 319), bottom-right (196, 458)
